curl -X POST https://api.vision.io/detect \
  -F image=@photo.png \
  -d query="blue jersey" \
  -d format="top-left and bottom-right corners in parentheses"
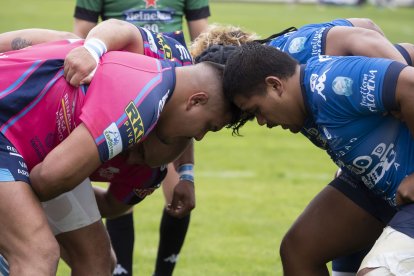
top-left (266, 19), bottom-right (353, 64)
top-left (300, 55), bottom-right (408, 206)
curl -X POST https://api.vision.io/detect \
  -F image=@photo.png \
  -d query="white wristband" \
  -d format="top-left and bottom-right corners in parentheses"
top-left (178, 163), bottom-right (194, 183)
top-left (83, 38), bottom-right (107, 65)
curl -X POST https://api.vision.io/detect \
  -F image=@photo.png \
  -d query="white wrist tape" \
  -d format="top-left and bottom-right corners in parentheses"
top-left (83, 38), bottom-right (107, 65)
top-left (178, 163), bottom-right (194, 183)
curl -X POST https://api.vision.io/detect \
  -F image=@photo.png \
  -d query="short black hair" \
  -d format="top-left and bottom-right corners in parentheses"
top-left (222, 42), bottom-right (298, 133)
top-left (194, 44), bottom-right (238, 65)
top-left (194, 44), bottom-right (250, 135)
top-left (224, 42), bottom-right (298, 100)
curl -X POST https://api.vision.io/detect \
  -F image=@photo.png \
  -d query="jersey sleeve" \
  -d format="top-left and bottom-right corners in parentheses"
top-left (184, 0), bottom-right (210, 21)
top-left (308, 56), bottom-right (406, 119)
top-left (139, 27), bottom-right (193, 66)
top-left (79, 51), bottom-right (176, 162)
top-left (74, 0), bottom-right (103, 22)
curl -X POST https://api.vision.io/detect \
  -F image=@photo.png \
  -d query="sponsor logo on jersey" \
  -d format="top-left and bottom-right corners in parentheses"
top-left (303, 126), bottom-right (328, 149)
top-left (347, 142), bottom-right (397, 195)
top-left (98, 166), bottom-right (120, 180)
top-left (157, 90), bottom-right (170, 118)
top-left (104, 123), bottom-right (123, 159)
top-left (124, 102), bottom-right (144, 145)
top-left (332, 76), bottom-right (353, 96)
top-left (145, 0), bottom-right (157, 8)
top-left (30, 136), bottom-right (47, 160)
top-left (311, 27), bottom-right (325, 56)
top-left (359, 70), bottom-right (378, 112)
top-left (310, 68), bottom-right (330, 101)
top-left (156, 33), bottom-right (173, 60)
top-left (175, 43), bottom-right (191, 62)
top-left (124, 9), bottom-right (174, 23)
top-left (142, 28), bottom-right (158, 53)
top-left (133, 187), bottom-right (157, 198)
top-left (288, 37), bottom-right (306, 54)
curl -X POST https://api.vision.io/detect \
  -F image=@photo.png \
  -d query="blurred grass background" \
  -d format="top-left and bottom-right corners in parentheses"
top-left (0, 1), bottom-right (413, 275)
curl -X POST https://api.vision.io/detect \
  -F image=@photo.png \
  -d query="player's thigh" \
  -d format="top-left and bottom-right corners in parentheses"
top-left (0, 134), bottom-right (57, 261)
top-left (161, 162), bottom-right (179, 203)
top-left (282, 185), bottom-right (385, 260)
top-left (56, 219), bottom-right (112, 265)
top-left (0, 181), bottom-right (55, 256)
top-left (42, 178), bottom-right (101, 235)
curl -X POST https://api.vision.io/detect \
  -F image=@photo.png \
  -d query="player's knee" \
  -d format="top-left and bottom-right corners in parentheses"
top-left (9, 238), bottom-right (59, 274)
top-left (34, 237), bottom-right (60, 265)
top-left (280, 229), bottom-right (302, 263)
top-left (110, 246), bottom-right (117, 273)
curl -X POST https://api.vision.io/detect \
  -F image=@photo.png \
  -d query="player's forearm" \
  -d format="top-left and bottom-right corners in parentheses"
top-left (0, 29), bottom-right (78, 52)
top-left (85, 19), bottom-right (144, 54)
top-left (93, 186), bottom-right (132, 218)
top-left (354, 30), bottom-right (407, 64)
top-left (30, 124), bottom-right (101, 201)
top-left (173, 139), bottom-right (194, 169)
top-left (395, 66), bottom-right (414, 136)
top-left (188, 18), bottom-right (209, 41)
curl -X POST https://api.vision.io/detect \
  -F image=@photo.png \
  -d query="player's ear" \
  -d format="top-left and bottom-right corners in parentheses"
top-left (186, 92), bottom-right (209, 110)
top-left (265, 76), bottom-right (283, 96)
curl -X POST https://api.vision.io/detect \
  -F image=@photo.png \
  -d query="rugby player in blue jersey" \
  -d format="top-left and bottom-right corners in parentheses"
top-left (191, 19), bottom-right (413, 276)
top-left (222, 42), bottom-right (414, 276)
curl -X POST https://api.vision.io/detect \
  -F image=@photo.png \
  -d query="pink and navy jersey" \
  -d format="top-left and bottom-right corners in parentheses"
top-left (138, 27), bottom-right (193, 66)
top-left (90, 155), bottom-right (167, 205)
top-left (92, 28), bottom-right (192, 204)
top-left (80, 50), bottom-right (176, 162)
top-left (0, 40), bottom-right (176, 170)
top-left (0, 40), bottom-right (85, 170)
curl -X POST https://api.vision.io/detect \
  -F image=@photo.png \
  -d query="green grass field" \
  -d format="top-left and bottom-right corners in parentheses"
top-left (1, 1), bottom-right (413, 275)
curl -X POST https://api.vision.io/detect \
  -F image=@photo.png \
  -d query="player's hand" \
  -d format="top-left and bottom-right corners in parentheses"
top-left (166, 179), bottom-right (195, 218)
top-left (64, 46), bottom-right (97, 87)
top-left (396, 173), bottom-right (414, 206)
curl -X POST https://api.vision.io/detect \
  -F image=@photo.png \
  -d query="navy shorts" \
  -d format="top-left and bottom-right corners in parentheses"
top-left (0, 132), bottom-right (30, 183)
top-left (329, 172), bottom-right (397, 224)
top-left (389, 203), bottom-right (414, 238)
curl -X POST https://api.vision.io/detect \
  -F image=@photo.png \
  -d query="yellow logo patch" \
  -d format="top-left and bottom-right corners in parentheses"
top-left (124, 102), bottom-right (144, 145)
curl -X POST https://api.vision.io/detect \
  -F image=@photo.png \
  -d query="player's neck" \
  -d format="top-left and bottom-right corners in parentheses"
top-left (288, 65), bottom-right (308, 124)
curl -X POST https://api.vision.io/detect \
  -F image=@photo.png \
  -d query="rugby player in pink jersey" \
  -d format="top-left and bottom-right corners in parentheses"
top-left (0, 32), bottom-right (239, 275)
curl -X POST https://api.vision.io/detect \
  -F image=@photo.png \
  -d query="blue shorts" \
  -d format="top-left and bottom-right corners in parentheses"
top-left (329, 172), bottom-right (397, 224)
top-left (0, 132), bottom-right (30, 183)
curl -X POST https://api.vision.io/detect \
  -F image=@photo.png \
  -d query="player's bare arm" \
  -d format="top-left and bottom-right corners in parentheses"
top-left (187, 18), bottom-right (209, 41)
top-left (93, 186), bottom-right (133, 218)
top-left (65, 19), bottom-right (145, 86)
top-left (325, 27), bottom-right (406, 64)
top-left (0, 29), bottom-right (79, 52)
top-left (30, 123), bottom-right (101, 201)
